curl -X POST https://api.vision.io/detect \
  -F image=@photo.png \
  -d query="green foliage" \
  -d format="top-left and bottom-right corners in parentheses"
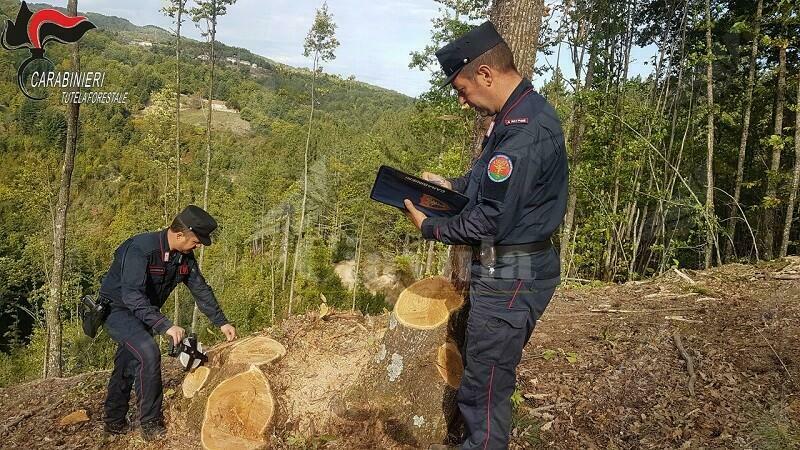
top-left (541, 348), bottom-right (578, 363)
top-left (510, 388), bottom-right (524, 409)
top-left (303, 2), bottom-right (340, 66)
top-left (2, 0), bottom-right (799, 389)
top-left (0, 2), bottom-right (415, 381)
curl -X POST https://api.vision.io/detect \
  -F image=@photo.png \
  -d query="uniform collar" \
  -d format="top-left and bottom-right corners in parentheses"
top-left (159, 229), bottom-right (172, 263)
top-left (496, 78), bottom-right (533, 122)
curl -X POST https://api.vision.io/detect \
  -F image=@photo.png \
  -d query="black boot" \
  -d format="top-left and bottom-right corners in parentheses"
top-left (103, 420), bottom-right (129, 435)
top-left (140, 418), bottom-right (167, 441)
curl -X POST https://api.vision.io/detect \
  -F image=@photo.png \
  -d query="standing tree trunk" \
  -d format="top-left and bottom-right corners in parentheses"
top-left (172, 0), bottom-right (185, 326)
top-left (424, 241), bottom-right (436, 276)
top-left (489, 0), bottom-right (545, 77)
top-left (340, 278), bottom-right (465, 446)
top-left (725, 0), bottom-right (762, 262)
top-left (288, 53), bottom-right (317, 316)
top-left (560, 15), bottom-right (595, 275)
top-left (703, 0), bottom-right (716, 269)
top-left (44, 0), bottom-right (81, 379)
top-left (780, 74), bottom-right (800, 257)
top-left (351, 210), bottom-right (366, 311)
top-left (763, 42), bottom-right (787, 260)
top-left (192, 13), bottom-right (218, 333)
top-left (270, 242), bottom-right (276, 324)
top-left (281, 211), bottom-right (290, 289)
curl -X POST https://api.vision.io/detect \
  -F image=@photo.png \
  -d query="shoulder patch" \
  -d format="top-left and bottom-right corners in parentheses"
top-left (504, 117), bottom-right (529, 125)
top-left (487, 154), bottom-right (513, 182)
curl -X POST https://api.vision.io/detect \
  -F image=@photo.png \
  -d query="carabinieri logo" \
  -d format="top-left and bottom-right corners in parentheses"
top-left (1, 1), bottom-right (95, 100)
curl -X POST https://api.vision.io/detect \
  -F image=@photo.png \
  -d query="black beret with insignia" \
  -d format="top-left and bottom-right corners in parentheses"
top-left (435, 21), bottom-right (505, 87)
top-left (176, 205), bottom-right (217, 246)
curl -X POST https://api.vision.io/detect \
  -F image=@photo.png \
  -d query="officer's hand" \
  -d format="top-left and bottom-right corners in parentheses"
top-left (165, 325), bottom-right (186, 347)
top-left (421, 172), bottom-right (452, 189)
top-left (403, 199), bottom-right (428, 231)
top-left (220, 324), bottom-right (237, 342)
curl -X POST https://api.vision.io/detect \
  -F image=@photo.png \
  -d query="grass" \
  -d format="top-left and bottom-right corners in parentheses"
top-left (511, 398), bottom-right (544, 447)
top-left (180, 108), bottom-right (251, 135)
top-left (687, 283), bottom-right (716, 297)
top-left (749, 404), bottom-right (800, 450)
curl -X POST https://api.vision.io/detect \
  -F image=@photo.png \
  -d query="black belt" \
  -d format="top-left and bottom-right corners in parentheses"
top-left (472, 239), bottom-right (552, 260)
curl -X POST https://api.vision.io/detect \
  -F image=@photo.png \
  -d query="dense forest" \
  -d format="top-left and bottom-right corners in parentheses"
top-left (0, 0), bottom-right (798, 388)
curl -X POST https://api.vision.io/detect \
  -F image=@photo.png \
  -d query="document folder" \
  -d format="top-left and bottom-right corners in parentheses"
top-left (370, 165), bottom-right (469, 218)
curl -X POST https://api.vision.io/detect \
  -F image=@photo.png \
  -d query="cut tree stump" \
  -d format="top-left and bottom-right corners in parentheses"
top-left (226, 336), bottom-right (286, 366)
top-left (338, 276), bottom-right (466, 447)
top-left (179, 335), bottom-right (287, 448)
top-left (182, 366), bottom-right (212, 399)
top-left (201, 365), bottom-right (274, 450)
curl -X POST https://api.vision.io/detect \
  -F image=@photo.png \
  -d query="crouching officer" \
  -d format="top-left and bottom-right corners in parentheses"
top-left (404, 22), bottom-right (567, 449)
top-left (99, 205), bottom-right (237, 440)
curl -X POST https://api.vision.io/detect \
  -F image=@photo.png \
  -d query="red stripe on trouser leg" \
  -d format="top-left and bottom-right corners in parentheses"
top-left (507, 279), bottom-right (523, 308)
top-left (482, 364), bottom-right (495, 450)
top-left (124, 341), bottom-right (145, 425)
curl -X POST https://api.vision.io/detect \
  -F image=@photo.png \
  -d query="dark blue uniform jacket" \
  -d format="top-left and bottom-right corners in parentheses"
top-left (421, 79), bottom-right (568, 281)
top-left (99, 229), bottom-right (228, 335)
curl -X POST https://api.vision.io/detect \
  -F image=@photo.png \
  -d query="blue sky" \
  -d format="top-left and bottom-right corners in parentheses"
top-left (15, 1), bottom-right (656, 97)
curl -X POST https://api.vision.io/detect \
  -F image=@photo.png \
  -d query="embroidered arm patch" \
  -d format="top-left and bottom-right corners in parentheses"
top-left (483, 153), bottom-right (514, 201)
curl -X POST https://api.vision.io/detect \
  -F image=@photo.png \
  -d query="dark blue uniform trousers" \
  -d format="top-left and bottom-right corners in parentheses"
top-left (457, 276), bottom-right (555, 449)
top-left (103, 308), bottom-right (163, 425)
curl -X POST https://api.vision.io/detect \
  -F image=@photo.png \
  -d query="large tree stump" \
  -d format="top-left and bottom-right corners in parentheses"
top-left (339, 277), bottom-right (466, 446)
top-left (177, 336), bottom-right (286, 449)
top-left (201, 365), bottom-right (274, 450)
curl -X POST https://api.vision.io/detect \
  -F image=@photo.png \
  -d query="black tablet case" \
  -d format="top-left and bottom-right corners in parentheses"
top-left (370, 165), bottom-right (469, 218)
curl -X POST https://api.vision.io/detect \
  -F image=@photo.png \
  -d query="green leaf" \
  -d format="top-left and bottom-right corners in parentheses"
top-left (542, 349), bottom-right (557, 360)
top-left (510, 388), bottom-right (524, 408)
top-left (729, 21), bottom-right (749, 34)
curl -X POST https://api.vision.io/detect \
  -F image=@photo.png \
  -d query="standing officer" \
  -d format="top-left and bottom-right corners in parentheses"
top-left (404, 22), bottom-right (567, 449)
top-left (100, 205), bottom-right (237, 440)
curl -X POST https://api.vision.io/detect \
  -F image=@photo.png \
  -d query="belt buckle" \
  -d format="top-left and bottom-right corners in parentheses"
top-left (478, 243), bottom-right (496, 274)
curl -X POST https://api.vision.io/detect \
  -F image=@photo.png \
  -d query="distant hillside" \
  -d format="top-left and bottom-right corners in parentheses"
top-left (8, 1), bottom-right (410, 102)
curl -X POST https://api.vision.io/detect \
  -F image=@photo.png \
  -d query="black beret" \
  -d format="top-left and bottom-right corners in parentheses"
top-left (176, 205), bottom-right (217, 246)
top-left (435, 21), bottom-right (505, 87)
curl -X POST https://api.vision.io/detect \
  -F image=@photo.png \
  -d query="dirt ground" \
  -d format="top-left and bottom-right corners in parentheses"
top-left (1, 258), bottom-right (798, 449)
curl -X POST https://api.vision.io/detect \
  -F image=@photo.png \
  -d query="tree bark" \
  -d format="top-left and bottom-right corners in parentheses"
top-left (44, 0), bottom-right (81, 379)
top-left (270, 243), bottom-right (276, 324)
top-left (352, 210), bottom-right (366, 311)
top-left (763, 42), bottom-right (787, 260)
top-left (288, 53), bottom-right (318, 315)
top-left (339, 278), bottom-right (465, 446)
top-left (561, 46), bottom-right (596, 276)
top-left (424, 241), bottom-right (436, 277)
top-left (725, 0), bottom-right (762, 261)
top-left (172, 0), bottom-right (185, 326)
top-left (489, 0), bottom-right (545, 78)
top-left (780, 74), bottom-right (800, 257)
top-left (704, 0), bottom-right (716, 269)
top-left (192, 11), bottom-right (217, 332)
top-left (281, 211), bottom-right (290, 289)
